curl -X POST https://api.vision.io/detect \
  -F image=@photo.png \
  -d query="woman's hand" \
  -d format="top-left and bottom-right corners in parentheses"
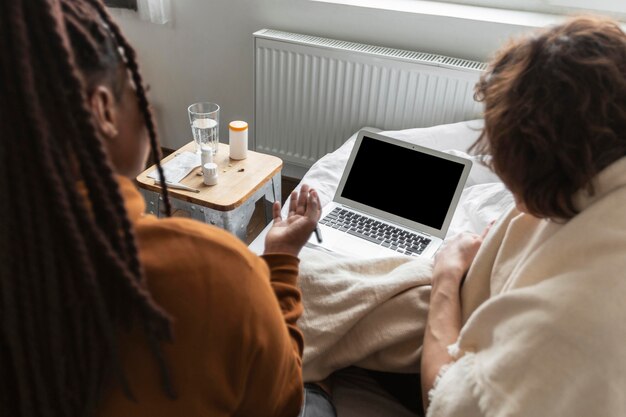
top-left (264, 185), bottom-right (322, 257)
top-left (432, 232), bottom-right (483, 287)
top-left (421, 227), bottom-right (489, 411)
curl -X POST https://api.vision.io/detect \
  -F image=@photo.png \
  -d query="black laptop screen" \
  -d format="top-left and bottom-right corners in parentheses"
top-left (340, 136), bottom-right (466, 230)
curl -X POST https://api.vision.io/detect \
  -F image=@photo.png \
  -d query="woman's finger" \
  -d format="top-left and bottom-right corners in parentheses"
top-left (310, 190), bottom-right (322, 220)
top-left (288, 190), bottom-right (298, 215)
top-left (315, 190), bottom-right (322, 216)
top-left (296, 184), bottom-right (310, 215)
top-left (273, 201), bottom-right (282, 222)
top-left (305, 189), bottom-right (320, 221)
top-left (481, 220), bottom-right (496, 239)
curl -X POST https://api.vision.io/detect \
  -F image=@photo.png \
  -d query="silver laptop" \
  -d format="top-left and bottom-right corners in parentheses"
top-left (307, 129), bottom-right (472, 259)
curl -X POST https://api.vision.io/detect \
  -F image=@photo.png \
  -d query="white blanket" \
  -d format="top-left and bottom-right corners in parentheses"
top-left (298, 247), bottom-right (433, 382)
top-left (297, 179), bottom-right (513, 382)
top-left (427, 157), bottom-right (626, 417)
top-left (289, 121), bottom-right (514, 383)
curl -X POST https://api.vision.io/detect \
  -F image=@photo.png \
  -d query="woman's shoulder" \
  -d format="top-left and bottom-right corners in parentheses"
top-left (132, 215), bottom-right (273, 318)
top-left (104, 217), bottom-right (292, 415)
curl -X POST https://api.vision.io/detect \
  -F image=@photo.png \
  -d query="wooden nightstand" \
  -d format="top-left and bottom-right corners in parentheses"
top-left (136, 142), bottom-right (282, 241)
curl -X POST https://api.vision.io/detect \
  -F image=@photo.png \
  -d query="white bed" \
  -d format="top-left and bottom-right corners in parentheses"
top-left (249, 120), bottom-right (514, 417)
top-left (249, 119), bottom-right (513, 255)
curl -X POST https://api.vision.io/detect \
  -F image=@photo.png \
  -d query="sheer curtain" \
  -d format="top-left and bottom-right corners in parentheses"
top-left (138, 0), bottom-right (171, 24)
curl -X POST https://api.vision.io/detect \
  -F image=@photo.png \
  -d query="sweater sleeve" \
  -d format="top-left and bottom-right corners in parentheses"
top-left (234, 253), bottom-right (304, 417)
top-left (262, 254), bottom-right (304, 357)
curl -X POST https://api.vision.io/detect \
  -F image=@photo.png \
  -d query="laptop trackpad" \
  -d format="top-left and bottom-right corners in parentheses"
top-left (324, 230), bottom-right (398, 259)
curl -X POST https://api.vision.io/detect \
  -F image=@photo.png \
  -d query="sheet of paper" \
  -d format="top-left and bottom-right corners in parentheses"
top-left (147, 151), bottom-right (200, 184)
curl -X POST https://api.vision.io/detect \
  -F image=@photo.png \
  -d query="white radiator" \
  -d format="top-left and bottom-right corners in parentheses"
top-left (253, 29), bottom-right (486, 173)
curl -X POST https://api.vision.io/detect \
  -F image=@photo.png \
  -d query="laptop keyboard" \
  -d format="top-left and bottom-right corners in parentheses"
top-left (318, 207), bottom-right (432, 256)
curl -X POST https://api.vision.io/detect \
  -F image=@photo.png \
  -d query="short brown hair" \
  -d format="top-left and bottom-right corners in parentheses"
top-left (472, 16), bottom-right (626, 219)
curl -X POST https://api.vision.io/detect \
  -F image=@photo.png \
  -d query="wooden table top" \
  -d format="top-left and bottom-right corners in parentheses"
top-left (136, 142), bottom-right (283, 211)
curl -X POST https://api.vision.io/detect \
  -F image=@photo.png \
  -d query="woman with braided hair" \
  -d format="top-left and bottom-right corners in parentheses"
top-left (0, 1), bottom-right (320, 416)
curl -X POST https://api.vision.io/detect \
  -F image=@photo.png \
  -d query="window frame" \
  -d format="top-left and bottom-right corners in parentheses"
top-left (431, 0), bottom-right (626, 18)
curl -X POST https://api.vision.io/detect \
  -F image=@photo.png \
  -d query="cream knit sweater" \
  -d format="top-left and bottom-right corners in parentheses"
top-left (428, 157), bottom-right (626, 417)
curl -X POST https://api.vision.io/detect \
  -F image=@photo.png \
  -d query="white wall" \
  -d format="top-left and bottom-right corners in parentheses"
top-left (114, 0), bottom-right (533, 151)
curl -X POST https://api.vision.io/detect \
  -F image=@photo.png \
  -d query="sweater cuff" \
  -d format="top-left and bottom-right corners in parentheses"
top-left (261, 254), bottom-right (300, 284)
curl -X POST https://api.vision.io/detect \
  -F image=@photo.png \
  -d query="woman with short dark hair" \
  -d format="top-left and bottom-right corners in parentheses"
top-left (422, 16), bottom-right (626, 417)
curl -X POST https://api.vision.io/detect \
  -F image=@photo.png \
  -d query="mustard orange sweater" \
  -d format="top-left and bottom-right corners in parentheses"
top-left (98, 177), bottom-right (303, 417)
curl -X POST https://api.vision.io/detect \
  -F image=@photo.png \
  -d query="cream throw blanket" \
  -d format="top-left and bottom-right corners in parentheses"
top-left (427, 157), bottom-right (626, 417)
top-left (297, 246), bottom-right (433, 382)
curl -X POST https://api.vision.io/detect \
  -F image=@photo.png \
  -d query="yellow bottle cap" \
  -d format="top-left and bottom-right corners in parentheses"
top-left (229, 120), bottom-right (248, 132)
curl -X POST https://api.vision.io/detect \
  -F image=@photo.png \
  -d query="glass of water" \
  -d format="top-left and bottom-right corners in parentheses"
top-left (188, 102), bottom-right (220, 154)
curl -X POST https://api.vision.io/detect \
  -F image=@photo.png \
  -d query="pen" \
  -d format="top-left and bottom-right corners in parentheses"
top-left (314, 226), bottom-right (323, 244)
top-left (154, 179), bottom-right (200, 193)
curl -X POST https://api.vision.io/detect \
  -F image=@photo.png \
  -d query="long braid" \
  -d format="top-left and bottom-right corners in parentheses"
top-left (82, 8), bottom-right (178, 395)
top-left (28, 0), bottom-right (165, 397)
top-left (13, 29), bottom-right (68, 414)
top-left (8, 0), bottom-right (130, 408)
top-left (87, 0), bottom-right (173, 218)
top-left (50, 0), bottom-right (175, 325)
top-left (51, 0), bottom-right (174, 363)
top-left (56, 0), bottom-right (139, 265)
top-left (2, 2), bottom-right (53, 413)
top-left (0, 1), bottom-right (175, 416)
top-left (85, 0), bottom-right (172, 217)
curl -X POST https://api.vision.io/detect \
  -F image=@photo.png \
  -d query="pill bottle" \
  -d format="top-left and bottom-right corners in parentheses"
top-left (201, 145), bottom-right (213, 166)
top-left (203, 163), bottom-right (218, 186)
top-left (229, 121), bottom-right (248, 160)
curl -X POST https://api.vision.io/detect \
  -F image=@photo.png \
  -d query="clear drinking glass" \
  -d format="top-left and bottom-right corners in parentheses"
top-left (188, 102), bottom-right (220, 154)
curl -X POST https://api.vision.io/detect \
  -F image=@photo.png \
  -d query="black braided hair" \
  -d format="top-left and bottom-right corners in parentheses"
top-left (0, 1), bottom-right (175, 416)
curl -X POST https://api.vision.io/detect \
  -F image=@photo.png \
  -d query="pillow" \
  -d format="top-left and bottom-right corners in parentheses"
top-left (382, 119), bottom-right (484, 154)
top-left (291, 119), bottom-right (496, 210)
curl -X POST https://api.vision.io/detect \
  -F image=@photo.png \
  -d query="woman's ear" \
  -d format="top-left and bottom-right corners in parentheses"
top-left (89, 85), bottom-right (119, 140)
